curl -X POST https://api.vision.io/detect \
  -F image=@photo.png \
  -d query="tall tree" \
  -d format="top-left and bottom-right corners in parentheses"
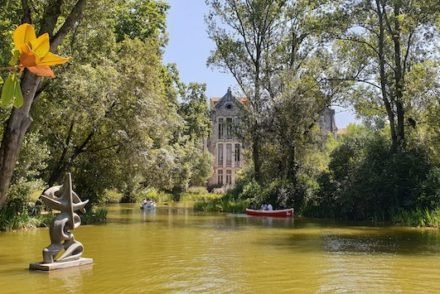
top-left (327, 0), bottom-right (440, 151)
top-left (0, 0), bottom-right (87, 208)
top-left (178, 83), bottom-right (211, 143)
top-left (206, 0), bottom-right (287, 183)
top-left (30, 1), bottom-right (184, 202)
top-left (206, 0), bottom-right (336, 185)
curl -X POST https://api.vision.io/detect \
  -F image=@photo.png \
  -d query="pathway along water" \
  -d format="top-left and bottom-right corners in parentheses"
top-left (0, 203), bottom-right (440, 293)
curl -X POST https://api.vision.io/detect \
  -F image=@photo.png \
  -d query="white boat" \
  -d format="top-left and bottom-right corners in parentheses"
top-left (140, 202), bottom-right (156, 210)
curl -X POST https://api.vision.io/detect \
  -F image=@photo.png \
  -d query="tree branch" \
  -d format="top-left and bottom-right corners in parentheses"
top-left (21, 0), bottom-right (32, 24)
top-left (231, 0), bottom-right (257, 65)
top-left (51, 0), bottom-right (87, 51)
top-left (402, 30), bottom-right (414, 79)
top-left (38, 0), bottom-right (63, 36)
top-left (86, 143), bottom-right (121, 153)
top-left (337, 36), bottom-right (380, 57)
top-left (327, 77), bottom-right (381, 90)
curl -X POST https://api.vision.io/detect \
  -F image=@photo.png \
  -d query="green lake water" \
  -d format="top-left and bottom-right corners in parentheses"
top-left (1, 203), bottom-right (440, 293)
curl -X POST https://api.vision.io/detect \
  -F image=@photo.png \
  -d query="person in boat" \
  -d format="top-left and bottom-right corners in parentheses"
top-left (142, 198), bottom-right (147, 205)
top-left (260, 203), bottom-right (267, 210)
top-left (267, 203), bottom-right (273, 211)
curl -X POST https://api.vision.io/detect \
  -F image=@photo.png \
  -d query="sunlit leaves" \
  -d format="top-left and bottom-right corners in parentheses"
top-left (0, 73), bottom-right (23, 108)
top-left (8, 48), bottom-right (19, 66)
top-left (115, 0), bottom-right (169, 45)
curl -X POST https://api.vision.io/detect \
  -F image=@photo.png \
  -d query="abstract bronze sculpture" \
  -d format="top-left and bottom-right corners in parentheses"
top-left (29, 173), bottom-right (93, 271)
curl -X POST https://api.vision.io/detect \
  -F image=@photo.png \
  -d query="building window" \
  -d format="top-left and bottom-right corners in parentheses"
top-left (226, 144), bottom-right (232, 167)
top-left (226, 170), bottom-right (232, 185)
top-left (218, 144), bottom-right (223, 166)
top-left (226, 117), bottom-right (233, 139)
top-left (218, 118), bottom-right (224, 139)
top-left (218, 169), bottom-right (223, 185)
top-left (234, 144), bottom-right (240, 166)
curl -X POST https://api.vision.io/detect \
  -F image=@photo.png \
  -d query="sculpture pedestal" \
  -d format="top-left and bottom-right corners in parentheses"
top-left (29, 258), bottom-right (93, 271)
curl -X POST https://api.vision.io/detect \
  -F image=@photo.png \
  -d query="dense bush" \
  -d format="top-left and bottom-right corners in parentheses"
top-left (193, 193), bottom-right (250, 213)
top-left (0, 180), bottom-right (45, 231)
top-left (80, 207), bottom-right (108, 225)
top-left (307, 128), bottom-right (438, 221)
top-left (202, 177), bottom-right (306, 213)
top-left (418, 167), bottom-right (440, 209)
top-left (392, 208), bottom-right (440, 227)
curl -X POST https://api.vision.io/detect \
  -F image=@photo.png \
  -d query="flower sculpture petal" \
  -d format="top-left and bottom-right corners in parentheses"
top-left (13, 23), bottom-right (70, 77)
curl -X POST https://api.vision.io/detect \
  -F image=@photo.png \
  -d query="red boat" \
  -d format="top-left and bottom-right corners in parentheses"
top-left (246, 208), bottom-right (294, 218)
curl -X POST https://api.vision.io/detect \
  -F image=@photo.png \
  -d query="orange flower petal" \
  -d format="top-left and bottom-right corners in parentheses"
top-left (26, 66), bottom-right (55, 78)
top-left (39, 52), bottom-right (70, 66)
top-left (30, 33), bottom-right (50, 58)
top-left (13, 23), bottom-right (36, 52)
top-left (19, 45), bottom-right (38, 67)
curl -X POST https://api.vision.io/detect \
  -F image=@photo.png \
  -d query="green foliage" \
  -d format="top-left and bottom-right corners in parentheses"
top-left (13, 132), bottom-right (50, 183)
top-left (186, 186), bottom-right (209, 195)
top-left (193, 193), bottom-right (250, 213)
top-left (221, 177), bottom-right (306, 212)
top-left (0, 73), bottom-right (23, 108)
top-left (392, 208), bottom-right (440, 228)
top-left (115, 0), bottom-right (169, 45)
top-left (26, 1), bottom-right (211, 205)
top-left (0, 179), bottom-right (44, 231)
top-left (308, 125), bottom-right (438, 221)
top-left (142, 188), bottom-right (174, 202)
top-left (142, 144), bottom-right (212, 194)
top-left (239, 180), bottom-right (262, 200)
top-left (326, 0), bottom-right (440, 150)
top-left (178, 83), bottom-right (211, 142)
top-left (0, 0), bottom-right (19, 66)
top-left (103, 189), bottom-right (123, 204)
top-left (0, 197), bottom-right (29, 231)
top-left (1, 0), bottom-right (438, 231)
top-left (418, 167), bottom-right (440, 210)
top-left (80, 207), bottom-right (108, 225)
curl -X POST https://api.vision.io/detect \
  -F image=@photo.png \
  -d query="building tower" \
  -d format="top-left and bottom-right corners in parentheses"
top-left (207, 89), bottom-right (248, 189)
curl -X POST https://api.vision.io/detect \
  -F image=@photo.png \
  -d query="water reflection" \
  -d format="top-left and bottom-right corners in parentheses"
top-left (0, 204), bottom-right (439, 293)
top-left (48, 265), bottom-right (92, 293)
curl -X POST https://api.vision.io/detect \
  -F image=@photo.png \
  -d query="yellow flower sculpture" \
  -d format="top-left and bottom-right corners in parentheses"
top-left (13, 23), bottom-right (70, 77)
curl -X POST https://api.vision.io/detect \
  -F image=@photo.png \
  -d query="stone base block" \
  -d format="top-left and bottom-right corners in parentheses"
top-left (29, 258), bottom-right (93, 271)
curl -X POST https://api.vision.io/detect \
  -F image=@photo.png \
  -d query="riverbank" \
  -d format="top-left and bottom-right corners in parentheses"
top-left (193, 195), bottom-right (440, 229)
top-left (392, 208), bottom-right (440, 228)
top-left (0, 207), bottom-right (108, 231)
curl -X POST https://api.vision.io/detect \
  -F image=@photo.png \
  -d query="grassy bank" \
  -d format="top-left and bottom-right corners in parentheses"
top-left (0, 202), bottom-right (108, 231)
top-left (392, 208), bottom-right (440, 228)
top-left (193, 193), bottom-right (250, 213)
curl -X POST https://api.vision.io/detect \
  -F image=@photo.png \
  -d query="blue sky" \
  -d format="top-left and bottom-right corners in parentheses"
top-left (163, 0), bottom-right (356, 128)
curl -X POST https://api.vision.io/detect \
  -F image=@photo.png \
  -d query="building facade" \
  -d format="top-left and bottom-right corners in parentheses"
top-left (207, 89), bottom-right (247, 188)
top-left (207, 89), bottom-right (337, 189)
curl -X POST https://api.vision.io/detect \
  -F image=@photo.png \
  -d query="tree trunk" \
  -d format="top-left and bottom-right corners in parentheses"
top-left (0, 73), bottom-right (41, 208)
top-left (375, 0), bottom-right (398, 151)
top-left (392, 3), bottom-right (405, 150)
top-left (252, 130), bottom-right (262, 184)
